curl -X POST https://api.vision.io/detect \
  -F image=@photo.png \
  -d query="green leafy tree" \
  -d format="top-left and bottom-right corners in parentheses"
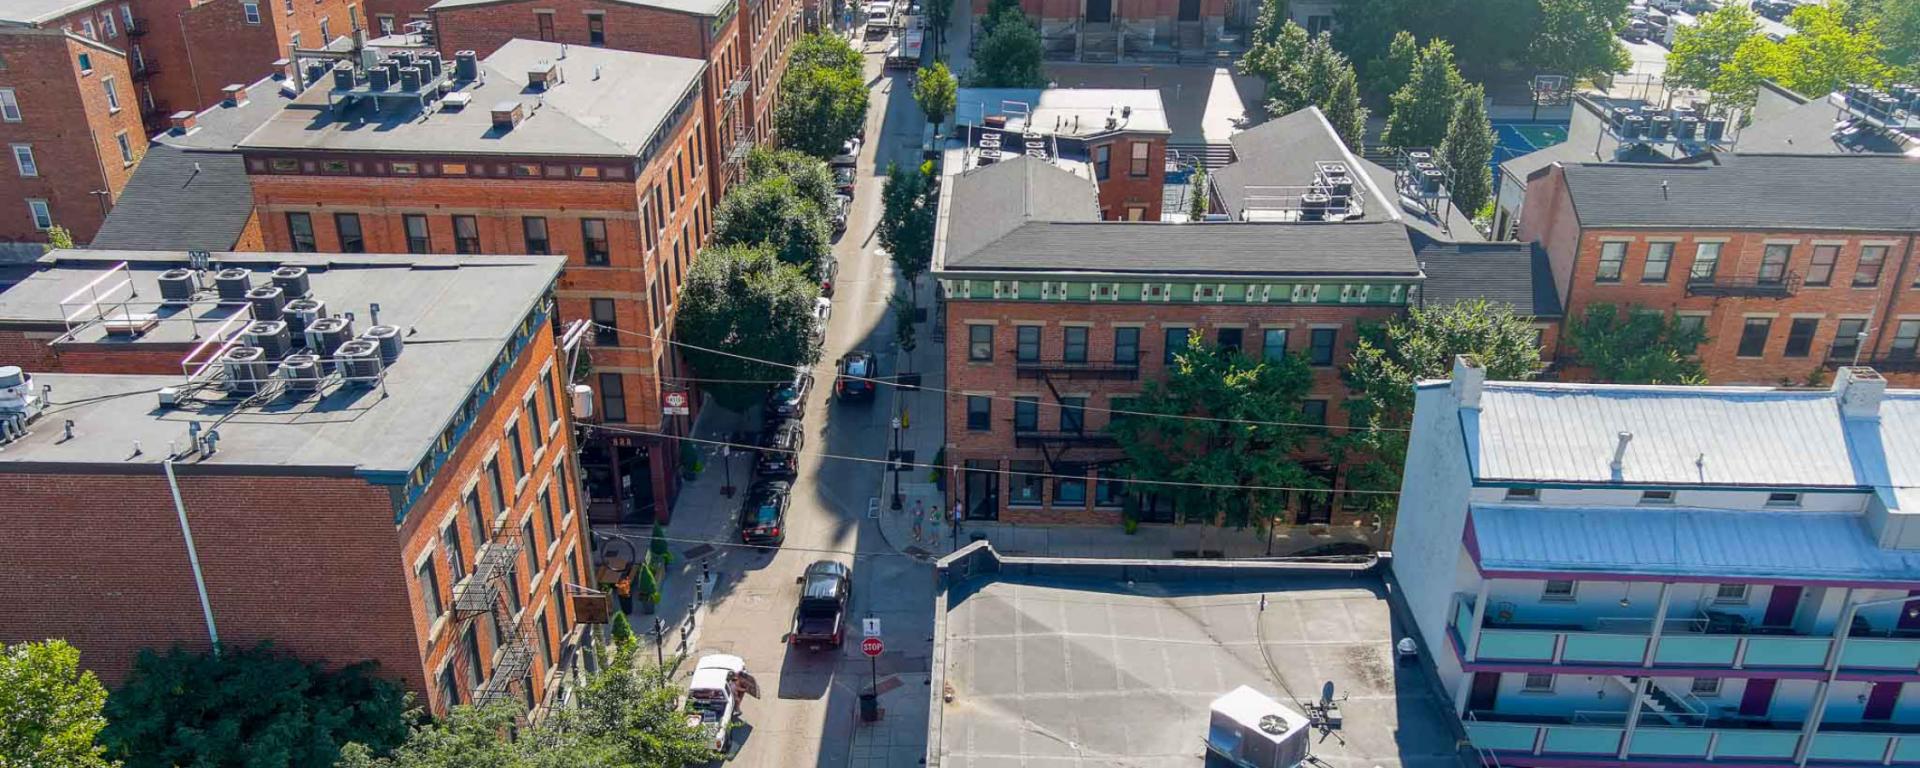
top-left (1564, 303), bottom-right (1709, 384)
top-left (1383, 39), bottom-right (1465, 149)
top-left (1367, 30), bottom-right (1420, 102)
top-left (1238, 19), bottom-right (1310, 101)
top-left (1108, 333), bottom-right (1321, 531)
top-left (913, 62), bottom-right (958, 126)
top-left (979, 0), bottom-right (1025, 36)
top-left (1711, 3), bottom-right (1892, 105)
top-left (712, 176), bottom-right (832, 275)
top-left (1338, 300), bottom-right (1541, 513)
top-left (609, 611), bottom-right (637, 650)
top-left (1336, 0), bottom-right (1408, 91)
top-left (676, 245), bottom-right (822, 409)
top-left (1248, 0), bottom-right (1291, 46)
top-left (879, 164), bottom-right (936, 303)
top-left (1527, 0), bottom-right (1631, 81)
top-left (1877, 0), bottom-right (1919, 77)
top-left (1440, 82), bottom-right (1494, 220)
top-left (1, 640), bottom-right (115, 768)
top-left (43, 225), bottom-right (74, 251)
top-left (775, 35), bottom-right (869, 159)
top-left (102, 643), bottom-right (409, 768)
top-left (970, 14), bottom-right (1047, 87)
top-left (788, 32), bottom-right (864, 77)
top-left (635, 559), bottom-right (661, 606)
top-left (743, 147), bottom-right (836, 215)
top-left (1319, 49), bottom-right (1370, 151)
top-left (889, 293), bottom-right (918, 355)
top-left (336, 703), bottom-right (525, 768)
top-left (1665, 5), bottom-right (1761, 91)
top-left (1187, 168), bottom-right (1209, 222)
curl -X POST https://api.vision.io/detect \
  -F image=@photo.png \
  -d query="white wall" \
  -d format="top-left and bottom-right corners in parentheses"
top-left (1391, 382), bottom-right (1478, 704)
top-left (1469, 486), bottom-right (1870, 514)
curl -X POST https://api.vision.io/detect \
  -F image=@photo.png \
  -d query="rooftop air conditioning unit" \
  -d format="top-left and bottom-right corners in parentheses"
top-left (334, 339), bottom-right (383, 384)
top-left (284, 298), bottom-right (325, 338)
top-left (158, 268), bottom-right (197, 305)
top-left (221, 346), bottom-right (270, 394)
top-left (305, 315), bottom-right (354, 359)
top-left (246, 285), bottom-right (285, 321)
top-left (214, 268), bottom-right (253, 303)
top-left (1205, 687), bottom-right (1310, 768)
top-left (277, 353), bottom-right (323, 393)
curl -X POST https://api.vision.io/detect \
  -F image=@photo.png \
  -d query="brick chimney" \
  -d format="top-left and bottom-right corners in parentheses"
top-left (221, 83), bottom-right (247, 107)
top-left (168, 110), bottom-right (197, 134)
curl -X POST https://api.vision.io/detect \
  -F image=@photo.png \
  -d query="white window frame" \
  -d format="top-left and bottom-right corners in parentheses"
top-left (102, 13), bottom-right (117, 38)
top-left (1541, 580), bottom-right (1577, 602)
top-left (243, 0), bottom-right (262, 23)
top-left (114, 131), bottom-right (132, 164)
top-left (284, 0), bottom-right (294, 14)
top-left (131, 44), bottom-right (144, 72)
top-left (11, 144), bottom-right (37, 177)
top-left (27, 199), bottom-right (52, 230)
top-left (319, 18), bottom-right (331, 40)
top-left (1691, 677), bottom-right (1722, 696)
top-left (121, 4), bottom-right (134, 26)
top-left (1713, 584), bottom-right (1749, 604)
top-left (0, 89), bottom-right (18, 122)
top-left (81, 19), bottom-right (96, 39)
top-left (102, 76), bottom-right (120, 112)
top-left (1522, 673), bottom-right (1555, 693)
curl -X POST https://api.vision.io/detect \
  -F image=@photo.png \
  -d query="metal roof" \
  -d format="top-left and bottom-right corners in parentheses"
top-left (1557, 154), bottom-right (1920, 231)
top-left (942, 219), bottom-right (1422, 278)
top-left (1412, 235), bottom-right (1562, 318)
top-left (1470, 505), bottom-right (1920, 583)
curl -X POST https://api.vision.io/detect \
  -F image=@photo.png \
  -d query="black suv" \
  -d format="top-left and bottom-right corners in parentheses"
top-left (755, 419), bottom-right (805, 479)
top-left (790, 560), bottom-right (852, 650)
top-left (766, 372), bottom-right (811, 420)
top-left (739, 481), bottom-right (790, 546)
top-left (836, 350), bottom-right (878, 402)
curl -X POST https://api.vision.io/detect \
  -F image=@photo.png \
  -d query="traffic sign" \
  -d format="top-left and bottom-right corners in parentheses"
top-left (861, 636), bottom-right (884, 657)
top-left (863, 617), bottom-right (882, 637)
top-left (662, 390), bottom-right (690, 416)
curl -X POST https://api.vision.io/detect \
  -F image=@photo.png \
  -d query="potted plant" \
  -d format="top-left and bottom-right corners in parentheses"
top-left (1122, 495), bottom-right (1140, 535)
top-left (651, 526), bottom-right (674, 569)
top-left (635, 558), bottom-right (662, 614)
top-left (930, 448), bottom-right (947, 489)
top-left (680, 442), bottom-right (702, 481)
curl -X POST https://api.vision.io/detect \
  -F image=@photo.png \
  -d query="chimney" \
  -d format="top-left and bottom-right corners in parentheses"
top-left (271, 57), bottom-right (291, 81)
top-left (168, 110), bottom-right (197, 134)
top-left (221, 83), bottom-right (248, 107)
top-left (527, 60), bottom-right (561, 91)
top-left (490, 101), bottom-right (524, 131)
top-left (1833, 366), bottom-right (1887, 419)
top-left (1610, 431), bottom-right (1633, 472)
top-left (1451, 354), bottom-right (1485, 410)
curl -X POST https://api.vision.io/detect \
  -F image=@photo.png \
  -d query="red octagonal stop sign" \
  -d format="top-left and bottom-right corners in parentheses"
top-left (861, 636), bottom-right (884, 657)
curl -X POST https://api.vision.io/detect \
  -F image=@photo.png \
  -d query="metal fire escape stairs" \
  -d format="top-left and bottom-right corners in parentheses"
top-left (452, 521), bottom-right (535, 704)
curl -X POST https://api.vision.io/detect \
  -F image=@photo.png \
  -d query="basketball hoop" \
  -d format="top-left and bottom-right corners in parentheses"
top-left (1531, 74), bottom-right (1572, 107)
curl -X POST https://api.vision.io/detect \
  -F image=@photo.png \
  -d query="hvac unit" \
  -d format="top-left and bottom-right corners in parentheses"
top-left (158, 268), bottom-right (197, 305)
top-left (1419, 167), bottom-right (1445, 195)
top-left (284, 298), bottom-right (326, 338)
top-left (571, 383), bottom-right (595, 419)
top-left (331, 62), bottom-right (355, 90)
top-left (454, 50), bottom-right (479, 81)
top-left (333, 339), bottom-right (384, 384)
top-left (398, 65), bottom-right (423, 92)
top-left (246, 285), bottom-right (285, 321)
top-left (271, 265), bottom-right (311, 298)
top-left (213, 268), bottom-right (253, 303)
top-left (243, 319), bottom-right (292, 360)
top-left (277, 353), bottom-right (323, 392)
top-left (1704, 117), bottom-right (1727, 142)
top-left (368, 65), bottom-right (392, 90)
top-left (1205, 687), bottom-right (1310, 768)
top-left (221, 346), bottom-right (270, 394)
top-left (1299, 192), bottom-right (1329, 222)
top-left (1675, 116), bottom-right (1700, 140)
top-left (305, 315), bottom-right (354, 358)
top-left (1648, 114), bottom-right (1671, 140)
top-left (361, 324), bottom-right (405, 364)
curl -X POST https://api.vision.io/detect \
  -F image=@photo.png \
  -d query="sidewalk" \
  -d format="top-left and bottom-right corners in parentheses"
top-left (846, 672), bottom-right (931, 767)
top-left (869, 276), bottom-right (955, 562)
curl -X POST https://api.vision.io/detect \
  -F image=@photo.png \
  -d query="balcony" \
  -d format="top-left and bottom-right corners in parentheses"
top-left (1685, 271), bottom-right (1801, 298)
top-left (1468, 715), bottom-right (1920, 765)
top-left (1014, 428), bottom-right (1115, 448)
top-left (1013, 359), bottom-right (1141, 381)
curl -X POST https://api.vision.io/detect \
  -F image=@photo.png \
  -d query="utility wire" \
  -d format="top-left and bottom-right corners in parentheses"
top-left (592, 527), bottom-right (1377, 563)
top-left (588, 322), bottom-right (1412, 434)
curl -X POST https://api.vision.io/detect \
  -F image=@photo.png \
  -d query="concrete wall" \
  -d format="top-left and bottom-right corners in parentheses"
top-left (1388, 381), bottom-right (1477, 705)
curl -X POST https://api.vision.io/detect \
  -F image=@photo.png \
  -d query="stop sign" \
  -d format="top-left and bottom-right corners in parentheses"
top-left (861, 636), bottom-right (884, 657)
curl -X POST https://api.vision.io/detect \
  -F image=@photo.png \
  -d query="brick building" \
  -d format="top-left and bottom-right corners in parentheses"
top-left (1518, 154), bottom-right (1920, 386)
top-left (240, 40), bottom-right (710, 525)
top-left (974, 0), bottom-right (1231, 60)
top-left (0, 249), bottom-right (593, 716)
top-left (954, 87), bottom-right (1171, 221)
top-left (429, 0), bottom-right (803, 197)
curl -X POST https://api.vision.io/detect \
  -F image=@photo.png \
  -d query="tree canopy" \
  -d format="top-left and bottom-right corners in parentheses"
top-left (712, 175), bottom-right (833, 275)
top-left (102, 643), bottom-right (409, 768)
top-left (1665, 4), bottom-right (1761, 92)
top-left (1336, 0), bottom-right (1628, 91)
top-left (775, 34), bottom-right (869, 159)
top-left (1, 640), bottom-right (114, 768)
top-left (913, 62), bottom-right (959, 126)
top-left (1382, 39), bottom-right (1465, 149)
top-left (970, 13), bottom-right (1047, 87)
top-left (1702, 2), bottom-right (1893, 106)
top-left (743, 147), bottom-right (837, 215)
top-left (676, 245), bottom-right (822, 409)
top-left (1528, 0), bottom-right (1632, 81)
top-left (1564, 303), bottom-right (1708, 384)
top-left (1440, 82), bottom-right (1494, 220)
top-left (879, 164), bottom-right (936, 297)
top-left (1245, 28), bottom-right (1369, 150)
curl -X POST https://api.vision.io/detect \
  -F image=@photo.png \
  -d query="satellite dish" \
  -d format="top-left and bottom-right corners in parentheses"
top-left (1258, 714), bottom-right (1290, 735)
top-left (1321, 681), bottom-right (1337, 704)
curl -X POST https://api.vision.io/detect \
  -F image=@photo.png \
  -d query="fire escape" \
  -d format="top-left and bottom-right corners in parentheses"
top-left (1012, 352), bottom-right (1134, 471)
top-left (450, 519), bottom-right (535, 705)
top-left (720, 68), bottom-right (753, 186)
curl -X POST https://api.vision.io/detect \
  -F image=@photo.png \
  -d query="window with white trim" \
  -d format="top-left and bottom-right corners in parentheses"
top-left (102, 76), bottom-right (120, 112)
top-left (27, 199), bottom-right (52, 230)
top-left (1713, 584), bottom-right (1748, 604)
top-left (0, 89), bottom-right (18, 122)
top-left (102, 13), bottom-right (117, 38)
top-left (243, 0), bottom-right (261, 22)
top-left (114, 132), bottom-right (132, 164)
top-left (11, 144), bottom-right (37, 177)
top-left (1541, 580), bottom-right (1576, 601)
top-left (1522, 673), bottom-right (1555, 693)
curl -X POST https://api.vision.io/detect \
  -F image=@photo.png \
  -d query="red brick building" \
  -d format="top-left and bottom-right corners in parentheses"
top-left (429, 0), bottom-right (803, 197)
top-left (1518, 154), bottom-right (1920, 386)
top-left (0, 249), bottom-right (593, 716)
top-left (954, 87), bottom-right (1171, 221)
top-left (974, 0), bottom-right (1230, 60)
top-left (240, 40), bottom-right (710, 524)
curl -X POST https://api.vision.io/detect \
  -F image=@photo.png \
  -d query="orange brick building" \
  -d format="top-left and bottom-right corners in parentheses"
top-left (0, 249), bottom-right (591, 716)
top-left (953, 87), bottom-right (1171, 221)
top-left (240, 40), bottom-right (709, 525)
top-left (1519, 155), bottom-right (1920, 386)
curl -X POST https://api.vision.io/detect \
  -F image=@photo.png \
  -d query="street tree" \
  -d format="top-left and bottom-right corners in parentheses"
top-left (1108, 333), bottom-right (1322, 531)
top-left (676, 245), bottom-right (823, 410)
top-left (1527, 0), bottom-right (1632, 81)
top-left (1878, 0), bottom-right (1919, 77)
top-left (970, 14), bottom-right (1047, 87)
top-left (789, 31), bottom-right (864, 76)
top-left (1368, 30), bottom-right (1420, 101)
top-left (879, 164), bottom-right (936, 304)
top-left (979, 0), bottom-right (1024, 35)
top-left (1338, 300), bottom-right (1540, 513)
top-left (1318, 49), bottom-right (1370, 151)
top-left (1187, 168), bottom-right (1210, 221)
top-left (336, 703), bottom-right (526, 768)
top-left (1665, 5), bottom-right (1761, 92)
top-left (775, 35), bottom-right (868, 159)
top-left (1238, 19), bottom-right (1309, 102)
top-left (1710, 3), bottom-right (1892, 106)
top-left (913, 62), bottom-right (959, 126)
top-left (744, 147), bottom-right (837, 215)
top-left (712, 176), bottom-right (833, 275)
top-left (102, 643), bottom-right (409, 768)
top-left (1564, 303), bottom-right (1708, 384)
top-left (890, 293), bottom-right (918, 355)
top-left (1382, 38), bottom-right (1465, 149)
top-left (1440, 82), bottom-right (1494, 220)
top-left (1, 640), bottom-right (114, 768)
top-left (1335, 0), bottom-right (1407, 90)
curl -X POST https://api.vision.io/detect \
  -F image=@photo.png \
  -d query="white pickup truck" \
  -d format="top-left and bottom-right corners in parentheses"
top-left (685, 654), bottom-right (761, 755)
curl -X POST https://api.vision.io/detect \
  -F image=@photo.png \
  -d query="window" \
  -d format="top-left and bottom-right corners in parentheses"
top-left (1262, 329), bottom-right (1289, 361)
top-left (1737, 317), bottom-right (1772, 358)
top-left (465, 488), bottom-right (486, 544)
top-left (1009, 460), bottom-right (1043, 506)
top-left (1806, 244), bottom-right (1839, 286)
top-left (103, 13), bottom-right (116, 37)
top-left (1675, 314), bottom-right (1706, 343)
top-left (1063, 327), bottom-right (1087, 363)
top-left (1642, 242), bottom-right (1673, 283)
top-left (1713, 584), bottom-right (1748, 604)
top-left (522, 217), bottom-right (549, 254)
top-left (1129, 141), bottom-right (1149, 176)
top-left (417, 559), bottom-right (442, 621)
top-left (1765, 492), bottom-right (1801, 507)
top-left (1114, 327), bottom-right (1139, 364)
top-left (77, 52), bottom-right (92, 73)
top-left (580, 219), bottom-right (610, 265)
top-left (114, 132), bottom-right (132, 164)
top-left (1784, 318), bottom-right (1818, 358)
top-left (452, 215), bottom-right (480, 254)
top-left (1690, 242), bottom-right (1721, 282)
top-left (1856, 245), bottom-right (1888, 287)
top-left (522, 519), bottom-right (540, 576)
top-left (334, 213), bottom-right (364, 252)
top-left (1308, 328), bottom-right (1336, 366)
top-left (12, 144), bottom-right (37, 177)
top-left (1522, 673), bottom-right (1555, 693)
top-left (1541, 580), bottom-right (1576, 601)
top-left (1759, 243), bottom-right (1791, 284)
top-left (598, 372), bottom-right (627, 422)
top-left (543, 378), bottom-right (560, 436)
top-left (444, 520), bottom-right (467, 582)
top-left (587, 13), bottom-right (605, 45)
top-left (536, 610), bottom-right (553, 664)
top-left (968, 324), bottom-right (993, 361)
top-left (1060, 397), bottom-right (1086, 433)
top-left (243, 2), bottom-right (261, 23)
top-left (1895, 320), bottom-right (1920, 360)
top-left (319, 19), bottom-right (331, 40)
top-left (1692, 678), bottom-right (1722, 696)
top-left (1596, 242), bottom-right (1625, 282)
top-left (539, 487), bottom-right (556, 544)
top-left (1016, 326), bottom-right (1040, 362)
top-left (551, 579), bottom-right (568, 632)
top-left (486, 456), bottom-right (505, 514)
top-left (503, 563), bottom-right (521, 613)
top-left (1640, 490), bottom-right (1674, 504)
top-left (966, 396), bottom-right (991, 431)
top-left (535, 11), bottom-right (555, 39)
top-left (122, 4), bottom-right (133, 26)
top-left (1054, 463), bottom-right (1087, 506)
top-left (590, 298), bottom-right (618, 344)
top-left (0, 89), bottom-right (20, 122)
top-left (1163, 327), bottom-right (1189, 363)
top-left (507, 424), bottom-right (527, 481)
top-left (1831, 318), bottom-right (1868, 362)
top-left (1217, 327), bottom-right (1243, 353)
top-left (102, 77), bottom-right (119, 111)
top-left (1301, 399), bottom-right (1327, 425)
top-left (1013, 397), bottom-right (1038, 432)
top-left (286, 212), bottom-right (316, 252)
top-left (1505, 487), bottom-right (1539, 501)
top-left (403, 214), bottom-right (431, 253)
top-left (82, 19), bottom-right (96, 38)
top-left (28, 199), bottom-right (51, 230)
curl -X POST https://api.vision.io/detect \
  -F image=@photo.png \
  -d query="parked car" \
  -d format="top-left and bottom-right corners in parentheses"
top-left (811, 297), bottom-right (832, 345)
top-left (789, 560), bottom-right (852, 650)
top-left (831, 138), bottom-right (861, 168)
top-left (830, 195), bottom-right (851, 237)
top-left (1681, 0), bottom-right (1716, 13)
top-left (819, 255), bottom-right (842, 296)
top-left (765, 371), bottom-right (811, 420)
top-left (685, 655), bottom-right (760, 753)
top-left (755, 419), bottom-right (805, 479)
top-left (834, 166), bottom-right (858, 198)
top-left (836, 350), bottom-right (878, 402)
top-left (739, 481), bottom-right (790, 546)
top-left (1621, 19), bottom-right (1649, 41)
top-left (1754, 0), bottom-right (1797, 20)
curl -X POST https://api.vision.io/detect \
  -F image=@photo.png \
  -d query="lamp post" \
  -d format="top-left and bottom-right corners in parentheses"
top-left (1796, 593), bottom-right (1920, 767)
top-left (889, 415), bottom-right (903, 510)
top-left (720, 444), bottom-right (735, 498)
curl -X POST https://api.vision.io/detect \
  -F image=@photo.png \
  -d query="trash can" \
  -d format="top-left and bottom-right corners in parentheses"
top-left (860, 692), bottom-right (880, 722)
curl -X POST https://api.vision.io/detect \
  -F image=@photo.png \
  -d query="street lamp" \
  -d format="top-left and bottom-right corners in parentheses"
top-left (889, 415), bottom-right (903, 510)
top-left (1796, 593), bottom-right (1920, 767)
top-left (720, 444), bottom-right (735, 499)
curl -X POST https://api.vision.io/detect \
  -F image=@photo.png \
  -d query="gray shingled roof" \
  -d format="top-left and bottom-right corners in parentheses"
top-left (1211, 107), bottom-right (1384, 220)
top-left (943, 220), bottom-right (1421, 277)
top-left (1734, 95), bottom-right (1910, 155)
top-left (1412, 233), bottom-right (1562, 317)
top-left (939, 155), bottom-right (1100, 268)
top-left (1560, 154), bottom-right (1920, 231)
top-left (1357, 158), bottom-right (1482, 242)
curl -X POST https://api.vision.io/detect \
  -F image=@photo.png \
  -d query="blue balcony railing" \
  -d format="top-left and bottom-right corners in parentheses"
top-left (1468, 719), bottom-right (1920, 764)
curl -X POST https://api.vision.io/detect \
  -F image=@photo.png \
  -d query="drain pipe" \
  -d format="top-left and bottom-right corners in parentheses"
top-left (163, 457), bottom-right (220, 654)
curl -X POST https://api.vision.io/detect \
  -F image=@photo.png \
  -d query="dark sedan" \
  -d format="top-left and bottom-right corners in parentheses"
top-left (739, 481), bottom-right (790, 546)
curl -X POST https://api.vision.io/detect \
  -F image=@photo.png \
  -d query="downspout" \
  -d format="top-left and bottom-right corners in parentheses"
top-left (1866, 233), bottom-right (1919, 366)
top-left (162, 457), bottom-right (221, 654)
top-left (176, 12), bottom-right (205, 108)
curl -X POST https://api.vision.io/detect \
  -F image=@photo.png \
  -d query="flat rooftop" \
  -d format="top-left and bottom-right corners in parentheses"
top-left (930, 546), bottom-right (1460, 767)
top-left (239, 39), bottom-right (705, 158)
top-left (956, 88), bottom-right (1172, 138)
top-left (0, 250), bottom-right (564, 476)
top-left (429, 0), bottom-right (734, 17)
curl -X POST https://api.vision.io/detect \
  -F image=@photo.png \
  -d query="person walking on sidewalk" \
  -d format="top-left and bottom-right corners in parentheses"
top-left (911, 500), bottom-right (925, 543)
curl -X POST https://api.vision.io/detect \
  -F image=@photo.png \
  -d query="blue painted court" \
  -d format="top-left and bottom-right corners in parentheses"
top-left (1491, 120), bottom-right (1569, 182)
